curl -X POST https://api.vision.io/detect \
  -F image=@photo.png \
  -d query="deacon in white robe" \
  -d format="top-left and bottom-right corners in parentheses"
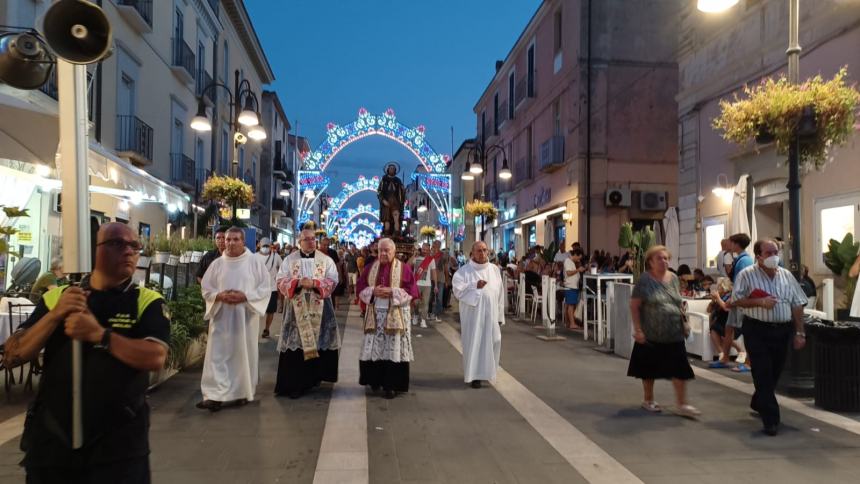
top-left (274, 228), bottom-right (340, 398)
top-left (198, 228), bottom-right (271, 411)
top-left (453, 241), bottom-right (506, 388)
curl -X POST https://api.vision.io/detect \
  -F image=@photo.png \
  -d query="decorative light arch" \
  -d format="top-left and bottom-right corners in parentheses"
top-left (345, 228), bottom-right (377, 249)
top-left (332, 204), bottom-right (380, 230)
top-left (324, 176), bottom-right (380, 233)
top-left (337, 218), bottom-right (383, 241)
top-left (298, 108), bottom-right (452, 229)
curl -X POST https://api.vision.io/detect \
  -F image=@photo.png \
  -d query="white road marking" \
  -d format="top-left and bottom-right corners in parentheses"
top-left (436, 322), bottom-right (643, 484)
top-left (0, 412), bottom-right (25, 447)
top-left (313, 306), bottom-right (368, 484)
top-left (692, 365), bottom-right (860, 436)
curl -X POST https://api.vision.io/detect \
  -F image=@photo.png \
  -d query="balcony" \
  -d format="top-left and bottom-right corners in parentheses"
top-left (116, 115), bottom-right (154, 166)
top-left (539, 135), bottom-right (565, 172)
top-left (195, 167), bottom-right (211, 198)
top-left (515, 78), bottom-right (526, 107)
top-left (170, 153), bottom-right (196, 192)
top-left (196, 70), bottom-right (213, 103)
top-left (116, 0), bottom-right (153, 34)
top-left (272, 197), bottom-right (287, 215)
top-left (514, 158), bottom-right (530, 187)
top-left (207, 0), bottom-right (219, 17)
top-left (498, 101), bottom-right (509, 126)
top-left (273, 141), bottom-right (287, 179)
top-left (170, 37), bottom-right (196, 85)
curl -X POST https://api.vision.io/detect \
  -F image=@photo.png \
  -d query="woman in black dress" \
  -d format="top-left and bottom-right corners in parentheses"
top-left (628, 245), bottom-right (700, 418)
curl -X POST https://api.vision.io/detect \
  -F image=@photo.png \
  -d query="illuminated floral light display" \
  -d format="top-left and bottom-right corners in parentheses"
top-left (412, 172), bottom-right (452, 226)
top-left (323, 175), bottom-right (380, 232)
top-left (337, 217), bottom-right (383, 241)
top-left (345, 229), bottom-right (376, 249)
top-left (303, 108), bottom-right (450, 174)
top-left (296, 170), bottom-right (330, 229)
top-left (329, 203), bottom-right (381, 233)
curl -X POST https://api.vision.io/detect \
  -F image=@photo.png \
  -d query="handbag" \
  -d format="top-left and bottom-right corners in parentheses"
top-left (680, 300), bottom-right (691, 338)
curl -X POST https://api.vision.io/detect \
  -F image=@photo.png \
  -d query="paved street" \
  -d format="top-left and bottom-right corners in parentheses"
top-left (1, 301), bottom-right (860, 483)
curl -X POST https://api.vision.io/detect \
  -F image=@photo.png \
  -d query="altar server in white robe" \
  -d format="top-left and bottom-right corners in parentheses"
top-left (198, 227), bottom-right (271, 411)
top-left (453, 241), bottom-right (506, 388)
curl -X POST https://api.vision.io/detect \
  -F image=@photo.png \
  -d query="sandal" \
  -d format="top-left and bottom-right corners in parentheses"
top-left (641, 401), bottom-right (662, 413)
top-left (674, 404), bottom-right (702, 419)
top-left (731, 364), bottom-right (750, 373)
top-left (708, 361), bottom-right (730, 369)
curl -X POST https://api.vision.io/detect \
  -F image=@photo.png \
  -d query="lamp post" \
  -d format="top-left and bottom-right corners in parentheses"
top-left (465, 140), bottom-right (510, 246)
top-left (190, 70), bottom-right (266, 220)
top-left (699, 0), bottom-right (810, 396)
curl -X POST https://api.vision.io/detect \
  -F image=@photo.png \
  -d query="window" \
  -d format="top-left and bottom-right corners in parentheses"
top-left (702, 215), bottom-right (727, 271)
top-left (221, 128), bottom-right (229, 174)
top-left (527, 43), bottom-right (535, 97)
top-left (814, 192), bottom-right (860, 272)
top-left (553, 10), bottom-right (563, 53)
top-left (527, 223), bottom-right (537, 247)
top-left (526, 125), bottom-right (533, 178)
top-left (493, 92), bottom-right (499, 135)
top-left (508, 70), bottom-right (515, 119)
top-left (174, 8), bottom-right (184, 42)
top-left (221, 41), bottom-right (229, 83)
top-left (481, 110), bottom-right (486, 144)
top-left (552, 98), bottom-right (561, 136)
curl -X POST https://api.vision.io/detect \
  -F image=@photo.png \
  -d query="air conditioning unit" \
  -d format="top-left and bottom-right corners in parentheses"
top-left (51, 192), bottom-right (62, 213)
top-left (605, 187), bottom-right (631, 208)
top-left (639, 191), bottom-right (668, 211)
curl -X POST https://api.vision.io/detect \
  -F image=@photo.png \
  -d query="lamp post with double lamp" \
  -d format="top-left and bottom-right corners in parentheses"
top-left (699, 0), bottom-right (811, 396)
top-left (463, 140), bottom-right (511, 244)
top-left (190, 70), bottom-right (267, 219)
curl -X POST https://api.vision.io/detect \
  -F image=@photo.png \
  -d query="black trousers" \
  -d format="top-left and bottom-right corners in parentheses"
top-left (26, 456), bottom-right (150, 484)
top-left (743, 317), bottom-right (793, 428)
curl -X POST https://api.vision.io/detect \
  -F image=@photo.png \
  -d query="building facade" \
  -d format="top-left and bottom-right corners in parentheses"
top-left (677, 0), bottom-right (860, 285)
top-left (471, 0), bottom-right (679, 257)
top-left (0, 0), bottom-right (276, 287)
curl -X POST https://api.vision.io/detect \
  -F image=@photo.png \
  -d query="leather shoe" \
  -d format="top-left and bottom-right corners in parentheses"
top-left (384, 390), bottom-right (396, 399)
top-left (470, 380), bottom-right (482, 389)
top-left (763, 424), bottom-right (779, 436)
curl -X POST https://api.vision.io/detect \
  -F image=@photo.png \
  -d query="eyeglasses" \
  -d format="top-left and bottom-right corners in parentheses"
top-left (98, 239), bottom-right (143, 251)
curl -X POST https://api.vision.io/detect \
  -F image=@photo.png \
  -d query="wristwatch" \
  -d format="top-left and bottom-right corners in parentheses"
top-left (95, 328), bottom-right (113, 351)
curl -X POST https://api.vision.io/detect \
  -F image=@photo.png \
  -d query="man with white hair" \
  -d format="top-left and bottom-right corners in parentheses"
top-left (275, 228), bottom-right (340, 398)
top-left (453, 241), bottom-right (506, 388)
top-left (199, 227), bottom-right (271, 411)
top-left (357, 237), bottom-right (420, 399)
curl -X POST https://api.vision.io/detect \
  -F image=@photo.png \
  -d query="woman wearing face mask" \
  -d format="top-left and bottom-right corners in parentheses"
top-left (731, 239), bottom-right (808, 436)
top-left (256, 238), bottom-right (283, 338)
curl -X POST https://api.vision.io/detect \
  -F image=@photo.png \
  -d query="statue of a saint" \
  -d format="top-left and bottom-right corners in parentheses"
top-left (377, 162), bottom-right (406, 236)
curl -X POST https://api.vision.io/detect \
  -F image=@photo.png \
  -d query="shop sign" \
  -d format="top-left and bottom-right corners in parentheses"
top-left (533, 188), bottom-right (551, 209)
top-left (17, 232), bottom-right (32, 242)
top-left (236, 208), bottom-right (251, 220)
top-left (502, 205), bottom-right (517, 222)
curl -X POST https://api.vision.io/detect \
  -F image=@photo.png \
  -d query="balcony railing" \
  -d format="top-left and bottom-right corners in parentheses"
top-left (116, 115), bottom-right (154, 164)
top-left (207, 0), bottom-right (219, 17)
top-left (272, 197), bottom-right (287, 214)
top-left (196, 70), bottom-right (213, 99)
top-left (195, 167), bottom-right (211, 197)
top-left (171, 37), bottom-right (196, 82)
top-left (539, 135), bottom-right (565, 172)
top-left (117, 0), bottom-right (153, 30)
top-left (170, 153), bottom-right (196, 191)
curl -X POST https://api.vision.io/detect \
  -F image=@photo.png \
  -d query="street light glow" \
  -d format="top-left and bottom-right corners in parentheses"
top-left (247, 124), bottom-right (267, 140)
top-left (238, 109), bottom-right (259, 127)
top-left (417, 203), bottom-right (427, 213)
top-left (190, 115), bottom-right (212, 132)
top-left (304, 188), bottom-right (315, 199)
top-left (697, 0), bottom-right (738, 13)
top-left (279, 189), bottom-right (290, 197)
top-left (469, 161), bottom-right (483, 175)
top-left (498, 167), bottom-right (512, 180)
top-left (461, 172), bottom-right (474, 181)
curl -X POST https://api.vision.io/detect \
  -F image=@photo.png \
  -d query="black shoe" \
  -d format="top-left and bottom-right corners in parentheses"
top-left (261, 329), bottom-right (270, 338)
top-left (196, 399), bottom-right (221, 411)
top-left (763, 424), bottom-right (779, 436)
top-left (288, 391), bottom-right (302, 399)
top-left (207, 401), bottom-right (222, 412)
top-left (384, 390), bottom-right (396, 399)
top-left (471, 380), bottom-right (482, 389)
top-left (371, 385), bottom-right (381, 392)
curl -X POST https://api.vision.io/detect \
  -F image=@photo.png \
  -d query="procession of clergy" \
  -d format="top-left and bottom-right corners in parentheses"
top-left (195, 226), bottom-right (505, 409)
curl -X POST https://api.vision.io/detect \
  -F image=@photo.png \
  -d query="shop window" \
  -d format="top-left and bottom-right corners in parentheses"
top-left (814, 192), bottom-right (860, 272)
top-left (702, 215), bottom-right (727, 271)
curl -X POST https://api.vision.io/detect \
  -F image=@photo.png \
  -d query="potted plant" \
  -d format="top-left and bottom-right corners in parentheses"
top-left (618, 222), bottom-right (656, 281)
top-left (201, 175), bottom-right (255, 225)
top-left (465, 199), bottom-right (498, 222)
top-left (138, 236), bottom-right (153, 269)
top-left (824, 233), bottom-right (860, 318)
top-left (713, 67), bottom-right (860, 171)
top-left (419, 225), bottom-right (437, 242)
top-left (167, 237), bottom-right (183, 266)
top-left (190, 237), bottom-right (206, 262)
top-left (153, 233), bottom-right (171, 264)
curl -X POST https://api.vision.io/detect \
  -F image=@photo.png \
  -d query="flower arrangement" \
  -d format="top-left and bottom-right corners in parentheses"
top-left (465, 199), bottom-right (497, 222)
top-left (201, 175), bottom-right (255, 207)
top-left (420, 226), bottom-right (437, 238)
top-left (713, 67), bottom-right (860, 170)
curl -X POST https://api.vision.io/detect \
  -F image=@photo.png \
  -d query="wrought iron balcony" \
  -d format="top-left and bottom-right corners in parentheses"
top-left (195, 167), bottom-right (211, 198)
top-left (116, 0), bottom-right (153, 33)
top-left (116, 115), bottom-right (154, 165)
top-left (272, 197), bottom-right (287, 215)
top-left (515, 157), bottom-right (530, 187)
top-left (196, 70), bottom-right (213, 101)
top-left (170, 37), bottom-right (196, 84)
top-left (207, 0), bottom-right (219, 16)
top-left (170, 153), bottom-right (196, 192)
top-left (539, 135), bottom-right (565, 172)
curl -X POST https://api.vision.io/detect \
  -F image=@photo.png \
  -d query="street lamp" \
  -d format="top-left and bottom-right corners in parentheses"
top-left (461, 171), bottom-right (474, 181)
top-left (701, 0), bottom-right (809, 395)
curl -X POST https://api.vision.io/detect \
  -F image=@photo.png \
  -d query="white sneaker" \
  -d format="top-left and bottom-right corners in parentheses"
top-left (434, 316), bottom-right (441, 322)
top-left (420, 319), bottom-right (427, 328)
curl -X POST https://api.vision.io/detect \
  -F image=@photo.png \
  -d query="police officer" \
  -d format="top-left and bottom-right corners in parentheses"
top-left (5, 222), bottom-right (170, 483)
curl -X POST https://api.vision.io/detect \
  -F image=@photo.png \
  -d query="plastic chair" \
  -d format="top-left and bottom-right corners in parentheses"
top-left (530, 287), bottom-right (543, 323)
top-left (3, 302), bottom-right (38, 395)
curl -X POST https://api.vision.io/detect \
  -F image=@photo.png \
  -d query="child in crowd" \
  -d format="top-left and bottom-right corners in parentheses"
top-left (707, 277), bottom-right (749, 371)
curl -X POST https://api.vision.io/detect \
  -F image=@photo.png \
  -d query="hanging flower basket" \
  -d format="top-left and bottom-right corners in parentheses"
top-left (465, 199), bottom-right (498, 223)
top-left (420, 225), bottom-right (437, 239)
top-left (713, 67), bottom-right (860, 171)
top-left (201, 175), bottom-right (255, 207)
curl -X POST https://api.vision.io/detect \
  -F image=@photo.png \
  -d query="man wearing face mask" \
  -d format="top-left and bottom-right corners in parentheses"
top-left (256, 238), bottom-right (283, 338)
top-left (731, 239), bottom-right (808, 436)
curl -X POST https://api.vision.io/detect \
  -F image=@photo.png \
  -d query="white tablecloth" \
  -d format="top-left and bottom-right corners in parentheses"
top-left (0, 298), bottom-right (35, 345)
top-left (683, 298), bottom-right (711, 315)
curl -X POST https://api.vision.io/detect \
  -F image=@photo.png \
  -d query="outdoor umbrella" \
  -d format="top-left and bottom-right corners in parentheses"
top-left (729, 174), bottom-right (757, 256)
top-left (662, 207), bottom-right (680, 265)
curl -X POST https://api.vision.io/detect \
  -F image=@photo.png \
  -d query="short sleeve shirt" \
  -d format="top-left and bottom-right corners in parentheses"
top-left (732, 265), bottom-right (808, 323)
top-left (632, 272), bottom-right (684, 343)
top-left (563, 257), bottom-right (580, 289)
top-left (413, 256), bottom-right (436, 287)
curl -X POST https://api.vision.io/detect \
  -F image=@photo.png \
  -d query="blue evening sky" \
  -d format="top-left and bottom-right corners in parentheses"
top-left (245, 0), bottom-right (541, 196)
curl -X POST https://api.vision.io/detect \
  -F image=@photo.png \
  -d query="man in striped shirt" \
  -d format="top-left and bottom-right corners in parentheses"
top-left (732, 239), bottom-right (807, 436)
